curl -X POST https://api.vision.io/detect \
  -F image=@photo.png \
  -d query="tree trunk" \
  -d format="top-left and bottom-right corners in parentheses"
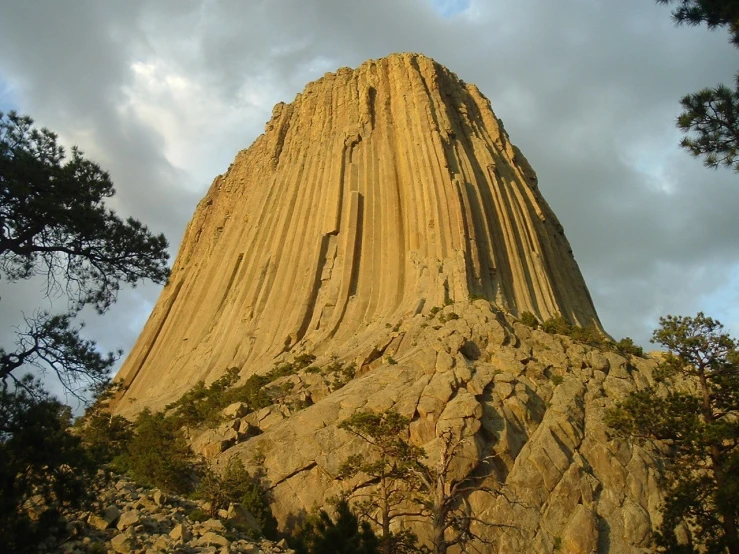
top-left (381, 474), bottom-right (391, 554)
top-left (723, 514), bottom-right (739, 554)
top-left (714, 458), bottom-right (739, 554)
top-left (432, 471), bottom-right (447, 554)
top-left (698, 370), bottom-right (739, 554)
top-left (432, 505), bottom-right (446, 554)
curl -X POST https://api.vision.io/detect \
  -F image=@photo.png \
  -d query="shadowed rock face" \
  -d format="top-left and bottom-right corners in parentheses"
top-left (113, 52), bottom-right (600, 416)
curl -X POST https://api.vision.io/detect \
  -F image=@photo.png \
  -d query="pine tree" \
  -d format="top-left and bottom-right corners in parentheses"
top-left (292, 499), bottom-right (380, 554)
top-left (656, 1), bottom-right (739, 171)
top-left (0, 110), bottom-right (169, 396)
top-left (607, 313), bottom-right (739, 553)
top-left (338, 411), bottom-right (426, 554)
top-left (0, 111), bottom-right (169, 551)
top-left (0, 377), bottom-right (95, 552)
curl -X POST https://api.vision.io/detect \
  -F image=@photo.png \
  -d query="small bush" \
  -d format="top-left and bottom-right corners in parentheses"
top-left (76, 409), bottom-right (133, 467)
top-left (293, 354), bottom-right (317, 369)
top-left (195, 469), bottom-right (229, 518)
top-left (386, 357), bottom-right (398, 365)
top-left (88, 542), bottom-right (107, 554)
top-left (165, 368), bottom-right (242, 427)
top-left (341, 363), bottom-right (357, 381)
top-left (520, 311), bottom-right (539, 329)
top-left (116, 409), bottom-right (195, 494)
top-left (290, 499), bottom-right (379, 554)
top-left (541, 315), bottom-right (572, 335)
top-left (187, 508), bottom-right (209, 522)
top-left (538, 316), bottom-right (647, 359)
top-left (615, 337), bottom-right (644, 357)
top-left (438, 311), bottom-right (459, 324)
top-left (325, 361), bottom-right (357, 390)
top-left (252, 450), bottom-right (266, 465)
top-left (568, 324), bottom-right (604, 346)
top-left (165, 358), bottom-right (312, 428)
top-left (550, 375), bottom-right (564, 386)
top-left (195, 458), bottom-right (278, 539)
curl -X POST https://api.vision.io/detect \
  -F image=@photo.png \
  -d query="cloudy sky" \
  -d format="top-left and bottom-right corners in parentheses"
top-left (1, 0), bottom-right (737, 399)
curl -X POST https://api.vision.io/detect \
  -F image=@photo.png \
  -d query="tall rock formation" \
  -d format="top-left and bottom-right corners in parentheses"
top-left (112, 53), bottom-right (665, 554)
top-left (114, 53), bottom-right (601, 415)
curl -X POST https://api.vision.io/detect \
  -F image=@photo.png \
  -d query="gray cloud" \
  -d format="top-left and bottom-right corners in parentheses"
top-left (1, 0), bottom-right (738, 398)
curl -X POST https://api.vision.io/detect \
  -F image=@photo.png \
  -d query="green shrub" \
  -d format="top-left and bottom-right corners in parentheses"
top-left (226, 462), bottom-right (278, 540)
top-left (195, 458), bottom-right (278, 539)
top-left (290, 499), bottom-right (379, 554)
top-left (187, 508), bottom-right (209, 522)
top-left (88, 542), bottom-right (107, 554)
top-left (520, 311), bottom-right (539, 329)
top-left (195, 468), bottom-right (229, 518)
top-left (615, 337), bottom-right (645, 357)
top-left (341, 363), bottom-right (356, 381)
top-left (293, 354), bottom-right (317, 369)
top-left (116, 409), bottom-right (195, 494)
top-left (76, 409), bottom-right (133, 467)
top-left (537, 315), bottom-right (647, 360)
top-left (166, 368), bottom-right (242, 427)
top-left (541, 315), bottom-right (572, 335)
top-left (165, 358), bottom-right (312, 428)
top-left (0, 379), bottom-right (96, 553)
top-left (568, 324), bottom-right (604, 346)
top-left (324, 360), bottom-right (357, 391)
top-left (550, 375), bottom-right (564, 386)
top-left (438, 311), bottom-right (459, 324)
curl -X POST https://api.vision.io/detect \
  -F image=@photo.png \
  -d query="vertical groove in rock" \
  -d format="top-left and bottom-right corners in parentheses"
top-left (113, 53), bottom-right (603, 414)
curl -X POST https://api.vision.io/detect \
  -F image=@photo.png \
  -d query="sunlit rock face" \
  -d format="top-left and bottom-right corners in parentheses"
top-left (109, 54), bottom-right (665, 554)
top-left (113, 52), bottom-right (600, 416)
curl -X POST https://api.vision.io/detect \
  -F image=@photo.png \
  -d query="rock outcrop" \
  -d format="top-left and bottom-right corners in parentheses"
top-left (113, 52), bottom-right (601, 415)
top-left (213, 304), bottom-right (662, 554)
top-left (43, 475), bottom-right (293, 554)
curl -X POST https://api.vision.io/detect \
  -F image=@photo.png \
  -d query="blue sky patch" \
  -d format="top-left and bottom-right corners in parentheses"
top-left (428, 0), bottom-right (470, 17)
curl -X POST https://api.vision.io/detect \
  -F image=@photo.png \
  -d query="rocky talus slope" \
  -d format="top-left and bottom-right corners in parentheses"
top-left (113, 52), bottom-right (601, 415)
top-left (44, 475), bottom-right (293, 554)
top-left (187, 303), bottom-right (662, 554)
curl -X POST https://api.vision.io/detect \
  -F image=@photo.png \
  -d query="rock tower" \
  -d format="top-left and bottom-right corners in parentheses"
top-left (113, 54), bottom-right (664, 554)
top-left (114, 53), bottom-right (601, 414)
